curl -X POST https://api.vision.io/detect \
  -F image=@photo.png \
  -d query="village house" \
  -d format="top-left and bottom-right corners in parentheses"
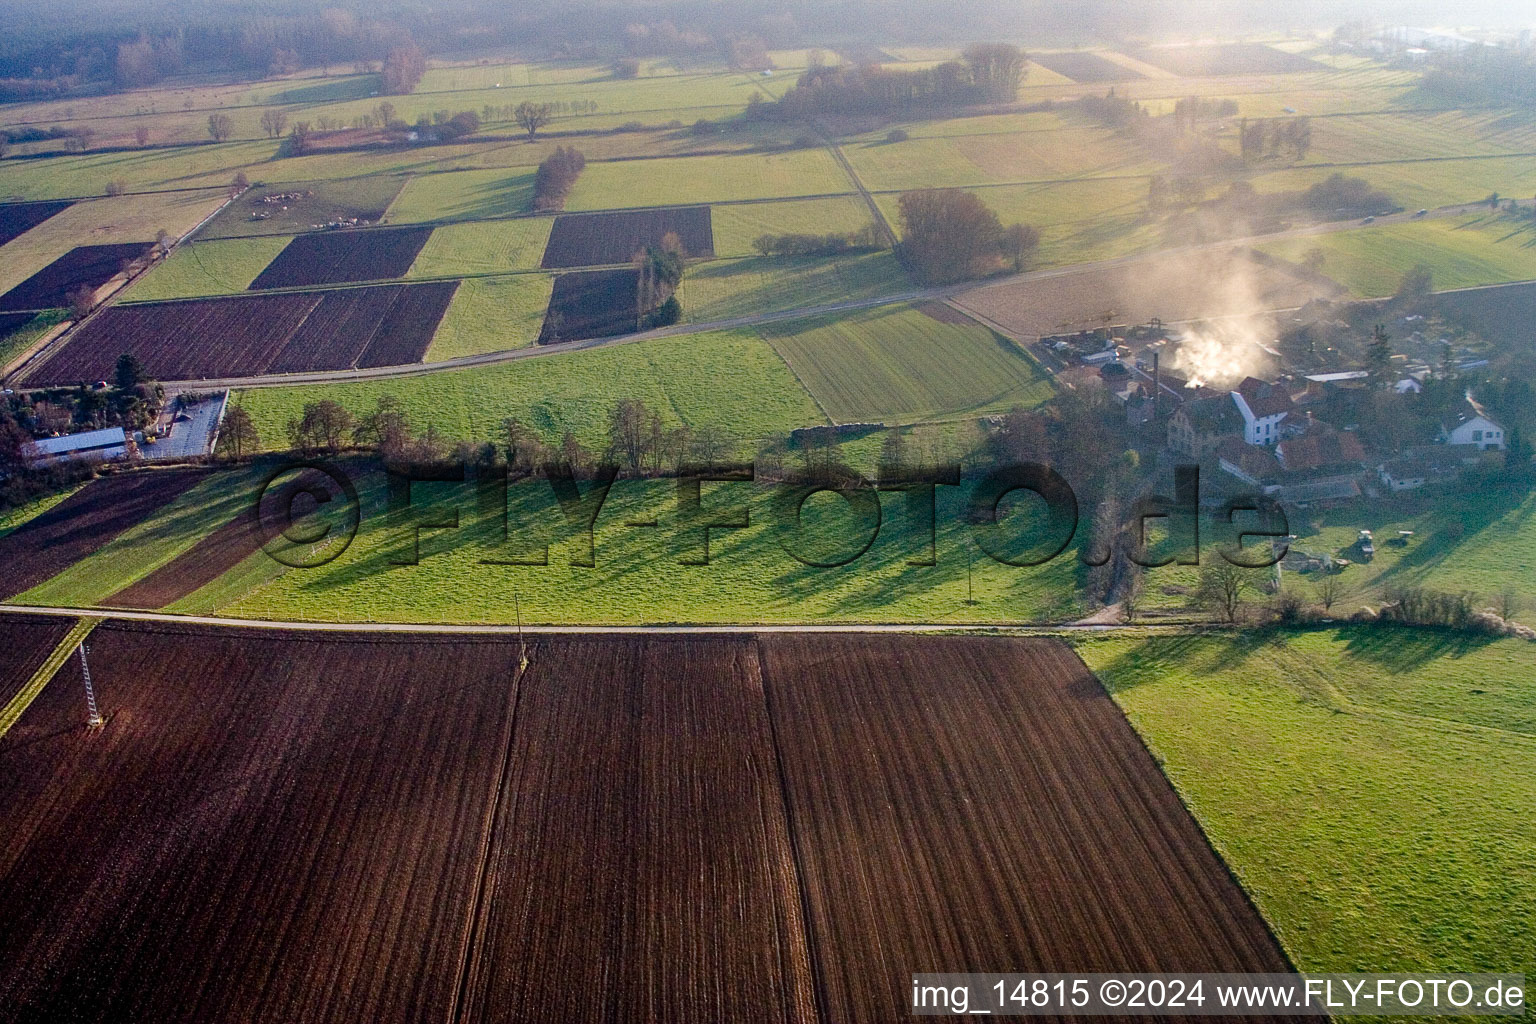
top-left (1168, 394), bottom-right (1243, 458)
top-left (1231, 376), bottom-right (1293, 446)
top-left (1378, 448), bottom-right (1469, 492)
top-left (1439, 398), bottom-right (1505, 450)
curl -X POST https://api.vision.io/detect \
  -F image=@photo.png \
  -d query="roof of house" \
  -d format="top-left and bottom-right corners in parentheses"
top-left (1441, 397), bottom-right (1501, 433)
top-left (1216, 437), bottom-right (1281, 482)
top-left (1380, 455), bottom-right (1460, 481)
top-left (25, 427), bottom-right (127, 457)
top-left (1234, 376), bottom-right (1293, 419)
top-left (1274, 477), bottom-right (1362, 504)
top-left (1304, 370), bottom-right (1370, 383)
top-left (1276, 427), bottom-right (1366, 473)
top-left (1179, 394), bottom-right (1243, 432)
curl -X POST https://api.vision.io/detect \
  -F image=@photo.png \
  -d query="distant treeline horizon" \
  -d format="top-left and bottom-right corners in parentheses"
top-left (2, 0), bottom-right (1527, 94)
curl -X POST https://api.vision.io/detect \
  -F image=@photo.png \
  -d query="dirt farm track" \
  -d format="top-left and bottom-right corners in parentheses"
top-left (0, 625), bottom-right (1295, 1024)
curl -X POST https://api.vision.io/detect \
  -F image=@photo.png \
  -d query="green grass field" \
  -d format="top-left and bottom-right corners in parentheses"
top-left (1078, 628), bottom-right (1536, 981)
top-left (678, 251), bottom-right (910, 323)
top-left (0, 310), bottom-right (65, 374)
top-left (565, 149), bottom-right (854, 210)
top-left (709, 196), bottom-right (879, 256)
top-left (407, 218), bottom-right (555, 277)
top-left (1252, 157), bottom-right (1536, 217)
top-left (423, 274), bottom-right (553, 360)
top-left (0, 141), bottom-right (275, 200)
top-left (234, 325), bottom-right (825, 454)
top-left (165, 469), bottom-right (1080, 625)
top-left (385, 168), bottom-right (537, 222)
top-left (126, 236), bottom-right (292, 299)
top-left (1259, 214), bottom-right (1536, 298)
top-left (843, 125), bottom-right (1158, 191)
top-left (875, 177), bottom-right (1162, 269)
top-left (1301, 109), bottom-right (1536, 166)
top-left (1287, 487), bottom-right (1536, 618)
top-left (758, 302), bottom-right (1055, 423)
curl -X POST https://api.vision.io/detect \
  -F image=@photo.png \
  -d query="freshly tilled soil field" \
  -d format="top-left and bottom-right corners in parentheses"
top-left (0, 630), bottom-right (1294, 1024)
top-left (1031, 51), bottom-right (1142, 83)
top-left (0, 243), bottom-right (150, 311)
top-left (761, 635), bottom-right (1295, 1023)
top-left (247, 226), bottom-right (434, 289)
top-left (0, 613), bottom-right (73, 707)
top-left (540, 206), bottom-right (714, 268)
top-left (23, 282), bottom-right (457, 384)
top-left (540, 268), bottom-right (640, 342)
top-left (1129, 43), bottom-right (1322, 77)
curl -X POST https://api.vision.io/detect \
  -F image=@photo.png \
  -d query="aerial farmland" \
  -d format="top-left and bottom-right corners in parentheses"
top-left (0, 1), bottom-right (1532, 1020)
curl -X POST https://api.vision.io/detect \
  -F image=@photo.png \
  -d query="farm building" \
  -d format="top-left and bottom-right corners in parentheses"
top-left (1439, 399), bottom-right (1506, 450)
top-left (1231, 376), bottom-right (1292, 446)
top-left (23, 427), bottom-right (130, 469)
top-left (1217, 438), bottom-right (1281, 489)
top-left (1167, 394), bottom-right (1242, 457)
top-left (1275, 424), bottom-right (1366, 475)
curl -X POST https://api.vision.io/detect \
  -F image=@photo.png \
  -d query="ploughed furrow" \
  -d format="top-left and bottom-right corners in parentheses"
top-left (458, 636), bottom-right (819, 1024)
top-left (0, 614), bottom-right (75, 711)
top-left (267, 285), bottom-right (403, 373)
top-left (356, 280), bottom-right (459, 368)
top-left (757, 634), bottom-right (1294, 1024)
top-left (99, 513), bottom-right (272, 610)
top-left (0, 625), bottom-right (523, 1024)
top-left (21, 292), bottom-right (322, 385)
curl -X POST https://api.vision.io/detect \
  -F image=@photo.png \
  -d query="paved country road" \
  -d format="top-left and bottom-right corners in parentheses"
top-left (0, 602), bottom-right (1206, 635)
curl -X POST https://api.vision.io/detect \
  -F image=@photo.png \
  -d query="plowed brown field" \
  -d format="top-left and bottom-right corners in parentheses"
top-left (0, 614), bottom-right (73, 706)
top-left (0, 471), bottom-right (205, 600)
top-left (0, 630), bottom-right (1294, 1024)
top-left (760, 635), bottom-right (1294, 1023)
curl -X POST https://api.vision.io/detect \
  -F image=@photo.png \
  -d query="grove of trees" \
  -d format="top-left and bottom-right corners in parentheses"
top-left (897, 188), bottom-right (1038, 284)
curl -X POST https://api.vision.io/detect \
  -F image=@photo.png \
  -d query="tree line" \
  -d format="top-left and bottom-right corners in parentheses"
top-left (751, 43), bottom-right (1026, 119)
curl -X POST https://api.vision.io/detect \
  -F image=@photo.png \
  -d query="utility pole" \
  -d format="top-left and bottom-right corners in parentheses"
top-left (78, 643), bottom-right (103, 729)
top-left (514, 591), bottom-right (529, 674)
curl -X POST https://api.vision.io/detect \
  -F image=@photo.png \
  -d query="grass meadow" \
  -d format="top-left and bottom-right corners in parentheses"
top-left (423, 273), bottom-right (553, 360)
top-left (125, 236), bottom-right (292, 299)
top-left (407, 218), bottom-right (555, 277)
top-left (1260, 214), bottom-right (1536, 298)
top-left (180, 469), bottom-right (1082, 625)
top-left (677, 251), bottom-right (911, 323)
top-left (233, 326), bottom-right (826, 454)
top-left (564, 149), bottom-right (854, 210)
top-left (757, 303), bottom-right (1056, 423)
top-left (709, 196), bottom-right (878, 256)
top-left (1078, 628), bottom-right (1536, 981)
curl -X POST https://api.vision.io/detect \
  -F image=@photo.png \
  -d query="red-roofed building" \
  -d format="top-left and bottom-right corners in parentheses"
top-left (1231, 376), bottom-right (1293, 446)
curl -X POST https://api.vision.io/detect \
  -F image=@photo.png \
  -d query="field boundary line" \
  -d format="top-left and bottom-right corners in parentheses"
top-left (0, 617), bottom-right (100, 740)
